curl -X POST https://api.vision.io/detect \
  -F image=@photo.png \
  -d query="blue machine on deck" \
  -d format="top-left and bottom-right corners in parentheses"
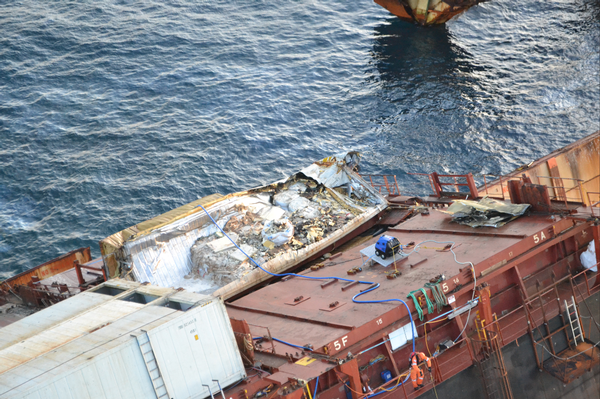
top-left (374, 235), bottom-right (401, 259)
top-left (380, 369), bottom-right (392, 383)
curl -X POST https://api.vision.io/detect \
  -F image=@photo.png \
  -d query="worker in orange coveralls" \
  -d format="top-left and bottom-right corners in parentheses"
top-left (409, 351), bottom-right (431, 391)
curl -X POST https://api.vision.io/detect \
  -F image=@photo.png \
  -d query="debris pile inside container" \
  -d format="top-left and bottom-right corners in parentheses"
top-left (118, 151), bottom-right (387, 295)
top-left (187, 178), bottom-right (362, 286)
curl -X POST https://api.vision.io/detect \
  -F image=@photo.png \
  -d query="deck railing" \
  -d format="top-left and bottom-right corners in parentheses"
top-left (587, 192), bottom-right (600, 216)
top-left (360, 174), bottom-right (400, 197)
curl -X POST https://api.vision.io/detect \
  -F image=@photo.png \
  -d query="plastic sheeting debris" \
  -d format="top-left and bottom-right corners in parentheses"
top-left (262, 219), bottom-right (294, 246)
top-left (438, 197), bottom-right (530, 228)
top-left (274, 190), bottom-right (300, 211)
top-left (300, 152), bottom-right (360, 189)
top-left (288, 197), bottom-right (311, 213)
top-left (580, 240), bottom-right (597, 272)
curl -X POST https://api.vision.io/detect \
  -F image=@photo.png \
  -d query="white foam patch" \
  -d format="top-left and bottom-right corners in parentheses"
top-left (171, 274), bottom-right (218, 295)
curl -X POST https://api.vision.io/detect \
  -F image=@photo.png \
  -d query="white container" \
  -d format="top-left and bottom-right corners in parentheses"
top-left (0, 281), bottom-right (246, 399)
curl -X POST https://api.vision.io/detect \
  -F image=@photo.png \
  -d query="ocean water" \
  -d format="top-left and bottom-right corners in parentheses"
top-left (1, 0), bottom-right (599, 276)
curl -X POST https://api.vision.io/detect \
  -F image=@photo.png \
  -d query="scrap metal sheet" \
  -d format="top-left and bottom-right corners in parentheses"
top-left (438, 197), bottom-right (530, 228)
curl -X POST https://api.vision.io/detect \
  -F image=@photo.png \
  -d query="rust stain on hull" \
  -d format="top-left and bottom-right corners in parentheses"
top-left (481, 131), bottom-right (600, 206)
top-left (543, 342), bottom-right (600, 384)
top-left (374, 0), bottom-right (486, 25)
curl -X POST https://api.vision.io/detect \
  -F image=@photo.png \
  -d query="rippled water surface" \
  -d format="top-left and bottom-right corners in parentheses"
top-left (1, 0), bottom-right (599, 275)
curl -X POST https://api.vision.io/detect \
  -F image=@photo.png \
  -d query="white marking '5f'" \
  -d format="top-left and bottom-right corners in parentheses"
top-left (334, 336), bottom-right (349, 350)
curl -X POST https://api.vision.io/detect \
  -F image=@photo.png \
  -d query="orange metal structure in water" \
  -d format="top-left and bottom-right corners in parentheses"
top-left (373, 0), bottom-right (486, 26)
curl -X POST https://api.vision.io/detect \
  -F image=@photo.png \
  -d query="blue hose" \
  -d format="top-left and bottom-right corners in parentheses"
top-left (352, 284), bottom-right (415, 395)
top-left (313, 375), bottom-right (319, 399)
top-left (365, 375), bottom-right (412, 398)
top-left (197, 204), bottom-right (416, 353)
top-left (253, 336), bottom-right (314, 352)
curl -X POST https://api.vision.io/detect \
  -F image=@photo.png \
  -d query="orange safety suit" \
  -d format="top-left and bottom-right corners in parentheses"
top-left (409, 352), bottom-right (431, 390)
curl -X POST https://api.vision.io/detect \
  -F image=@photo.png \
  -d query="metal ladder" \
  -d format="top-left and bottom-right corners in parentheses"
top-left (135, 331), bottom-right (170, 399)
top-left (471, 330), bottom-right (513, 399)
top-left (479, 357), bottom-right (502, 399)
top-left (564, 296), bottom-right (583, 347)
top-left (203, 380), bottom-right (227, 399)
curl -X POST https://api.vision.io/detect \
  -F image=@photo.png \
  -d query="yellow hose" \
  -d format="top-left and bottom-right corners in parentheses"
top-left (306, 383), bottom-right (313, 399)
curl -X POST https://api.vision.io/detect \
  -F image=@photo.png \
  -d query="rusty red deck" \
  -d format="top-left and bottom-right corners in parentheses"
top-left (228, 210), bottom-right (586, 354)
top-left (225, 132), bottom-right (600, 399)
top-left (225, 198), bottom-right (600, 399)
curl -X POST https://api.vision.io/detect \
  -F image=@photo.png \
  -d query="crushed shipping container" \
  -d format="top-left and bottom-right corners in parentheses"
top-left (100, 152), bottom-right (388, 300)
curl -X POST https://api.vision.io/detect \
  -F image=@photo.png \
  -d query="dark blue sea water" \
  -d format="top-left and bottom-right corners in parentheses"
top-left (1, 0), bottom-right (599, 276)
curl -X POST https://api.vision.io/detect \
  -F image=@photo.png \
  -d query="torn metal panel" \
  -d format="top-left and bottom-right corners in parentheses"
top-left (438, 197), bottom-right (530, 228)
top-left (299, 152), bottom-right (360, 189)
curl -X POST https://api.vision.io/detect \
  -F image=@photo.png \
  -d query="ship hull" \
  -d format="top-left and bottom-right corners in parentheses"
top-left (417, 292), bottom-right (599, 399)
top-left (374, 0), bottom-right (486, 25)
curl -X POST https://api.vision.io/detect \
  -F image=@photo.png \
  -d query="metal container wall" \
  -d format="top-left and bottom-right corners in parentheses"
top-left (481, 131), bottom-right (599, 203)
top-left (13, 339), bottom-right (158, 399)
top-left (0, 283), bottom-right (246, 399)
top-left (149, 299), bottom-right (247, 398)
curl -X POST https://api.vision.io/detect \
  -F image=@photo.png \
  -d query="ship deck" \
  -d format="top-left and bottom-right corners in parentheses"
top-left (227, 210), bottom-right (567, 358)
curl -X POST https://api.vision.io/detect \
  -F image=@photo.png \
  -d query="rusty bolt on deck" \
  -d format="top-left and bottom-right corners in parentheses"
top-left (347, 267), bottom-right (362, 275)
